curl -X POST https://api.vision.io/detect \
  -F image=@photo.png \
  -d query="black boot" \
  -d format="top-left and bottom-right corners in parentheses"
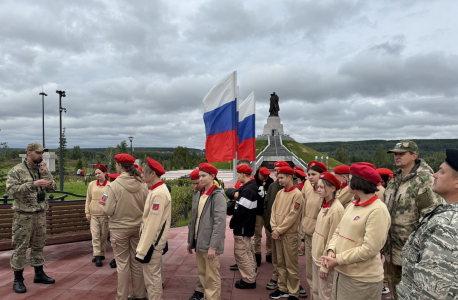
top-left (255, 253), bottom-right (262, 267)
top-left (92, 255), bottom-right (105, 263)
top-left (13, 270), bottom-right (27, 293)
top-left (266, 254), bottom-right (272, 263)
top-left (109, 259), bottom-right (117, 268)
top-left (33, 266), bottom-right (55, 284)
top-left (95, 256), bottom-right (103, 267)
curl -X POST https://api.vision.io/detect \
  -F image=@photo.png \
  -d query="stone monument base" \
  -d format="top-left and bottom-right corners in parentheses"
top-left (263, 116), bottom-right (284, 136)
top-left (19, 152), bottom-right (57, 172)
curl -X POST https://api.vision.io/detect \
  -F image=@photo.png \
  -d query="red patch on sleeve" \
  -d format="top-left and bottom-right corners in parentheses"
top-left (99, 200), bottom-right (106, 206)
top-left (152, 203), bottom-right (160, 211)
top-left (294, 202), bottom-right (300, 210)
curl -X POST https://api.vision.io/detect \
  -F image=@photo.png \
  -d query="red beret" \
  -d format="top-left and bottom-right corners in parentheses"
top-left (274, 161), bottom-right (289, 168)
top-left (237, 165), bottom-right (252, 174)
top-left (308, 161), bottom-right (327, 172)
top-left (114, 153), bottom-right (136, 164)
top-left (107, 173), bottom-right (120, 180)
top-left (294, 166), bottom-right (304, 172)
top-left (199, 163), bottom-right (218, 176)
top-left (319, 172), bottom-right (341, 190)
top-left (334, 165), bottom-right (350, 174)
top-left (134, 163), bottom-right (139, 169)
top-left (278, 166), bottom-right (294, 175)
top-left (147, 157), bottom-right (165, 177)
top-left (190, 169), bottom-right (200, 180)
top-left (377, 168), bottom-right (393, 179)
top-left (138, 167), bottom-right (143, 172)
top-left (94, 164), bottom-right (108, 173)
top-left (350, 164), bottom-right (381, 185)
top-left (259, 167), bottom-right (271, 176)
top-left (295, 170), bottom-right (307, 178)
top-left (356, 162), bottom-right (376, 170)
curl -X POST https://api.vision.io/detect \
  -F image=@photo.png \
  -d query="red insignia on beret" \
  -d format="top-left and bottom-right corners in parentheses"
top-left (350, 163), bottom-right (381, 185)
top-left (278, 166), bottom-right (294, 175)
top-left (259, 167), bottom-right (271, 176)
top-left (307, 161), bottom-right (327, 172)
top-left (95, 164), bottom-right (108, 173)
top-left (274, 161), bottom-right (289, 167)
top-left (147, 157), bottom-right (165, 177)
top-left (333, 165), bottom-right (350, 174)
top-left (237, 165), bottom-right (253, 174)
top-left (199, 163), bottom-right (218, 176)
top-left (114, 153), bottom-right (136, 164)
top-left (190, 169), bottom-right (200, 180)
top-left (319, 172), bottom-right (341, 190)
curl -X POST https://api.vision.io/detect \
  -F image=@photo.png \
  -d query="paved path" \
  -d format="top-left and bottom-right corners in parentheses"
top-left (0, 217), bottom-right (392, 299)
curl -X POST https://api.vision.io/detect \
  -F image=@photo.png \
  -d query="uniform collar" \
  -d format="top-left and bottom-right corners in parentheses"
top-left (150, 181), bottom-right (164, 191)
top-left (202, 185), bottom-right (216, 196)
top-left (97, 179), bottom-right (108, 186)
top-left (341, 182), bottom-right (348, 189)
top-left (353, 195), bottom-right (379, 207)
top-left (322, 199), bottom-right (334, 208)
top-left (284, 185), bottom-right (296, 192)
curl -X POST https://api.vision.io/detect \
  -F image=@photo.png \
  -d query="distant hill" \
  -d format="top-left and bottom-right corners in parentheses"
top-left (303, 139), bottom-right (458, 158)
top-left (283, 140), bottom-right (342, 168)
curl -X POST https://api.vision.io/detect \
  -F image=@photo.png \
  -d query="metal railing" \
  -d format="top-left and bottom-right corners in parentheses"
top-left (279, 135), bottom-right (308, 170)
top-left (1, 191), bottom-right (86, 204)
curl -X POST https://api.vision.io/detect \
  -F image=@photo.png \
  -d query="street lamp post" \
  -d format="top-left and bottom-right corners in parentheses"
top-left (128, 136), bottom-right (134, 155)
top-left (39, 91), bottom-right (47, 147)
top-left (56, 90), bottom-right (67, 191)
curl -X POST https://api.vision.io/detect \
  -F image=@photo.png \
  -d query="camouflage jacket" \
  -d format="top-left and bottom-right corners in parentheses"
top-left (396, 203), bottom-right (458, 299)
top-left (384, 159), bottom-right (443, 266)
top-left (6, 161), bottom-right (56, 212)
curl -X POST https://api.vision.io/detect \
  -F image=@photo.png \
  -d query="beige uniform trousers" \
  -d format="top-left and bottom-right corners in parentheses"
top-left (234, 235), bottom-right (257, 283)
top-left (143, 249), bottom-right (163, 300)
top-left (194, 277), bottom-right (204, 293)
top-left (305, 234), bottom-right (313, 291)
top-left (312, 263), bottom-right (334, 300)
top-left (90, 216), bottom-right (109, 256)
top-left (274, 235), bottom-right (300, 297)
top-left (196, 251), bottom-right (221, 300)
top-left (332, 271), bottom-right (383, 300)
top-left (111, 228), bottom-right (146, 300)
top-left (254, 215), bottom-right (272, 254)
top-left (271, 232), bottom-right (279, 281)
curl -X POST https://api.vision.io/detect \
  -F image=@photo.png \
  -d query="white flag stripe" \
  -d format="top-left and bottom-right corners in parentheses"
top-left (202, 71), bottom-right (236, 113)
top-left (238, 91), bottom-right (255, 121)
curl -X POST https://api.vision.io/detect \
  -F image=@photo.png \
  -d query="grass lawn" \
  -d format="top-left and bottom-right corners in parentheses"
top-left (256, 140), bottom-right (268, 155)
top-left (174, 216), bottom-right (190, 227)
top-left (283, 140), bottom-right (342, 169)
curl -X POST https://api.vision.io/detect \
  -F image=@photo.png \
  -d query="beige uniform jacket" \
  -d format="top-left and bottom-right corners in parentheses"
top-left (85, 180), bottom-right (108, 217)
top-left (271, 187), bottom-right (303, 237)
top-left (301, 188), bottom-right (322, 237)
top-left (327, 197), bottom-right (391, 283)
top-left (136, 182), bottom-right (171, 260)
top-left (336, 185), bottom-right (352, 208)
top-left (100, 172), bottom-right (148, 230)
top-left (312, 199), bottom-right (344, 272)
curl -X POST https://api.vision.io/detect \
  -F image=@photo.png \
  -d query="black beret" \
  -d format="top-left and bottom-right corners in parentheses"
top-left (445, 149), bottom-right (458, 172)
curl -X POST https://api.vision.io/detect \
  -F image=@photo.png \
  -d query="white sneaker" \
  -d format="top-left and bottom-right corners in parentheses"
top-left (382, 286), bottom-right (390, 295)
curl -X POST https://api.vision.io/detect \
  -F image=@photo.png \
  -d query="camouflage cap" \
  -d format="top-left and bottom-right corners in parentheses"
top-left (26, 142), bottom-right (48, 152)
top-left (387, 140), bottom-right (419, 154)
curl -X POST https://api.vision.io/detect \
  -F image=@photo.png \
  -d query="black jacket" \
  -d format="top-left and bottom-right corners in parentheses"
top-left (255, 171), bottom-right (274, 216)
top-left (227, 179), bottom-right (258, 237)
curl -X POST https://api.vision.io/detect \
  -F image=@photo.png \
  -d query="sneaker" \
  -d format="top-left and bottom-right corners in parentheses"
top-left (382, 286), bottom-right (390, 295)
top-left (235, 279), bottom-right (256, 289)
top-left (299, 285), bottom-right (307, 298)
top-left (266, 279), bottom-right (278, 290)
top-left (189, 291), bottom-right (204, 300)
top-left (127, 296), bottom-right (147, 300)
top-left (230, 264), bottom-right (239, 270)
top-left (288, 296), bottom-right (299, 300)
top-left (95, 257), bottom-right (103, 267)
top-left (269, 289), bottom-right (289, 299)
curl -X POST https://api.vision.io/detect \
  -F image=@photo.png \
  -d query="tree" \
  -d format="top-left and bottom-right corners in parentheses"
top-left (117, 141), bottom-right (128, 154)
top-left (424, 152), bottom-right (446, 172)
top-left (71, 146), bottom-right (83, 160)
top-left (333, 147), bottom-right (349, 165)
top-left (372, 144), bottom-right (388, 168)
top-left (75, 159), bottom-right (83, 171)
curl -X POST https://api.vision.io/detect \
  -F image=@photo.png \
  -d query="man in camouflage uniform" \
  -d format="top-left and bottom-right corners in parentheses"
top-left (397, 149), bottom-right (458, 299)
top-left (6, 143), bottom-right (57, 293)
top-left (383, 140), bottom-right (443, 299)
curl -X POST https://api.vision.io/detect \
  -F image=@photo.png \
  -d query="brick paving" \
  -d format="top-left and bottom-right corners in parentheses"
top-left (0, 217), bottom-right (391, 299)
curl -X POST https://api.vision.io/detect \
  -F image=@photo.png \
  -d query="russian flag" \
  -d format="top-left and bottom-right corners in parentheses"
top-left (238, 91), bottom-right (256, 161)
top-left (203, 72), bottom-right (237, 162)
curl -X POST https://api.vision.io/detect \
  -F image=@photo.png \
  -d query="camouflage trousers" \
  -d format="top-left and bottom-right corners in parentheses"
top-left (10, 210), bottom-right (47, 271)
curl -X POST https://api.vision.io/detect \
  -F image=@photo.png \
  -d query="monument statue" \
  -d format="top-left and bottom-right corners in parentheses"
top-left (269, 92), bottom-right (279, 116)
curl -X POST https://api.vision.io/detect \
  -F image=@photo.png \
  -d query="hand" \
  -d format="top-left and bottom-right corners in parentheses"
top-left (271, 232), bottom-right (281, 240)
top-left (300, 241), bottom-right (305, 253)
top-left (381, 254), bottom-right (385, 264)
top-left (39, 162), bottom-right (48, 172)
top-left (34, 179), bottom-right (51, 187)
top-left (207, 248), bottom-right (216, 259)
top-left (187, 243), bottom-right (193, 254)
top-left (86, 215), bottom-right (91, 221)
top-left (319, 269), bottom-right (328, 280)
top-left (234, 192), bottom-right (239, 199)
top-left (321, 255), bottom-right (338, 269)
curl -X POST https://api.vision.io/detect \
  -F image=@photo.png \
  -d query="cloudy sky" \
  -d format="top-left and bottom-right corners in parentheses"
top-left (1, 0), bottom-right (457, 150)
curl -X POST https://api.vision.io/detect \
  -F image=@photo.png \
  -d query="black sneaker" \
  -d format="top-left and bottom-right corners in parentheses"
top-left (109, 259), bottom-right (117, 268)
top-left (269, 289), bottom-right (289, 299)
top-left (235, 279), bottom-right (256, 289)
top-left (287, 296), bottom-right (299, 300)
top-left (229, 264), bottom-right (238, 270)
top-left (95, 257), bottom-right (103, 267)
top-left (189, 291), bottom-right (204, 300)
top-left (299, 285), bottom-right (307, 298)
top-left (266, 279), bottom-right (278, 290)
top-left (92, 256), bottom-right (105, 262)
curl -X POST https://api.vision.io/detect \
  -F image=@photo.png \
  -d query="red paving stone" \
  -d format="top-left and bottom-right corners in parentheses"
top-left (0, 217), bottom-right (392, 299)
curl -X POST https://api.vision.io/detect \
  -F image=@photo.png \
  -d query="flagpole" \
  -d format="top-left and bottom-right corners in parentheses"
top-left (233, 72), bottom-right (238, 185)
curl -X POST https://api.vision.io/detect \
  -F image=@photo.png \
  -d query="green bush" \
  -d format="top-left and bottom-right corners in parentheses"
top-left (171, 187), bottom-right (193, 225)
top-left (163, 178), bottom-right (193, 187)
